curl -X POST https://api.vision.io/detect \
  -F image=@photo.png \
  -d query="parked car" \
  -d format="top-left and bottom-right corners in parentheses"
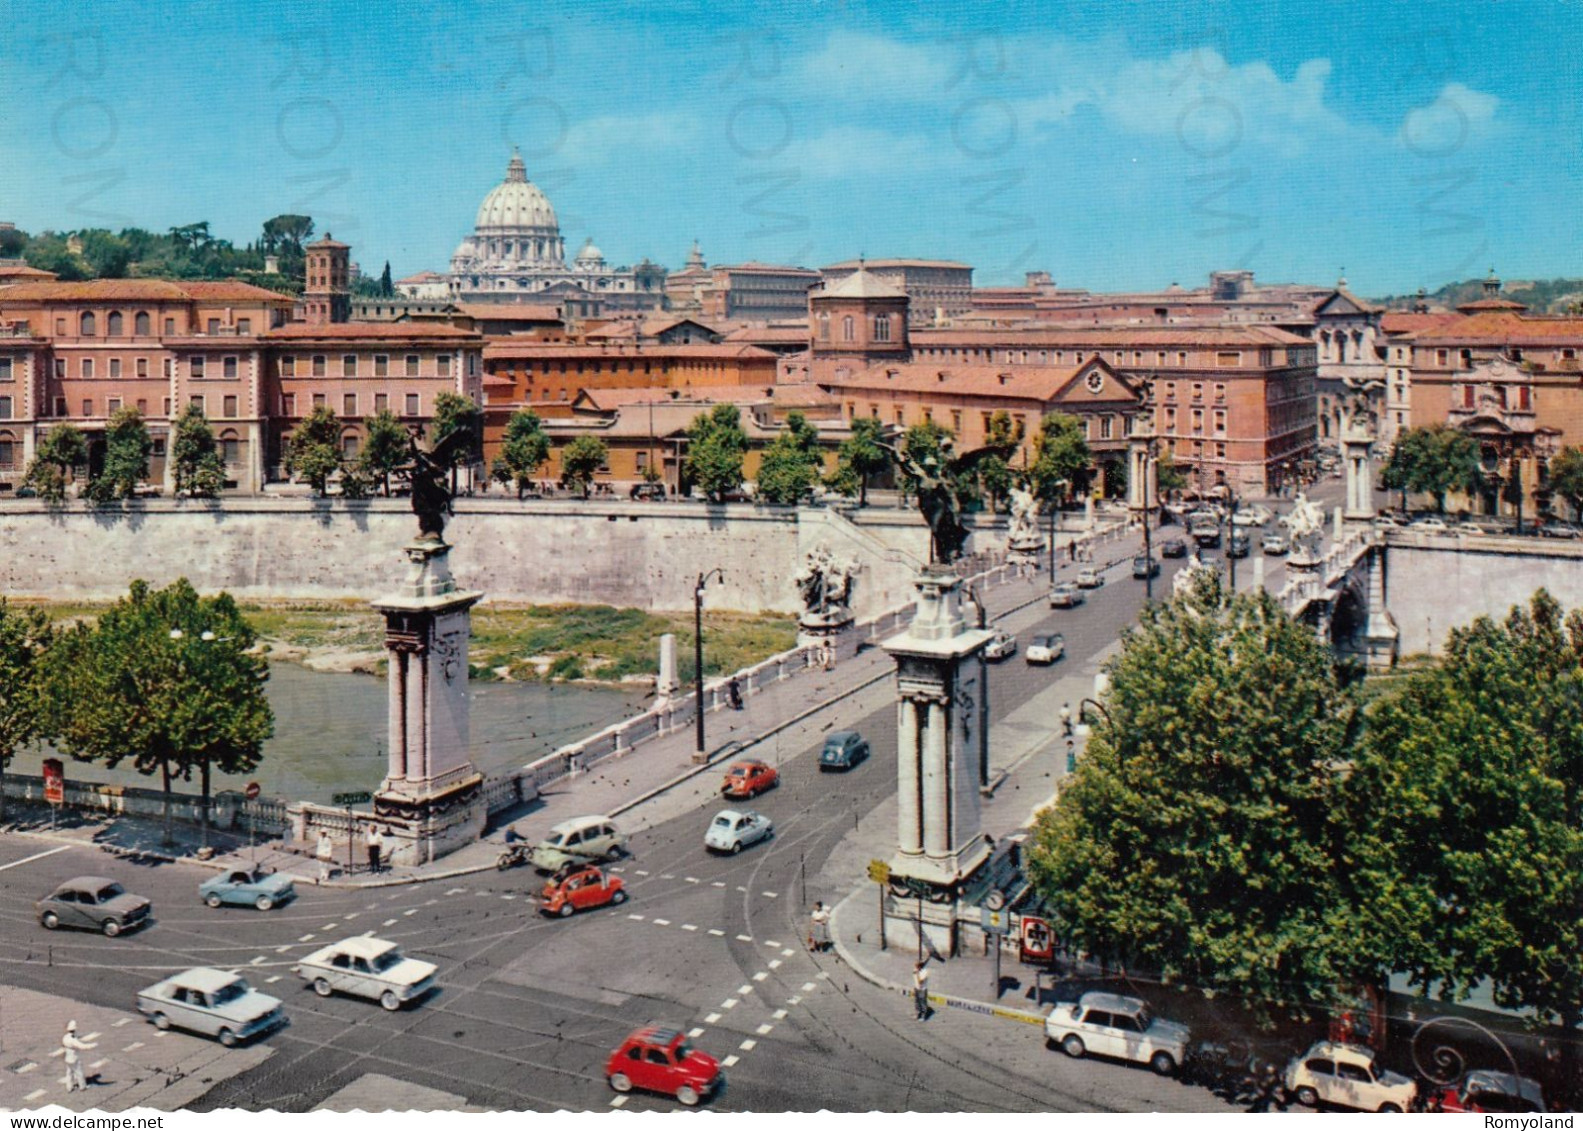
top-left (199, 867), bottom-right (296, 911)
top-left (704, 808), bottom-right (773, 855)
top-left (1283, 1041), bottom-right (1417, 1112)
top-left (1260, 533), bottom-right (1290, 555)
top-left (606, 1025), bottom-right (724, 1106)
top-left (1374, 510), bottom-right (1410, 527)
top-left (528, 815), bottom-right (628, 873)
top-left (1049, 582), bottom-right (1085, 608)
top-left (294, 937), bottom-right (437, 1011)
top-left (1231, 509), bottom-right (1263, 528)
top-left (37, 876), bottom-right (151, 937)
top-left (1074, 567), bottom-right (1104, 589)
top-left (1539, 521), bottom-right (1581, 539)
top-left (1453, 521), bottom-right (1490, 536)
top-left (721, 759), bottom-right (779, 800)
top-left (1159, 538), bottom-right (1189, 559)
top-left (629, 482), bottom-right (666, 501)
top-left (819, 730), bottom-right (870, 771)
top-left (1025, 632), bottom-right (1065, 664)
top-left (538, 865), bottom-right (627, 918)
top-left (1191, 526), bottom-right (1222, 548)
top-left (983, 630), bottom-right (1017, 661)
top-left (1433, 1069), bottom-right (1545, 1113)
top-left (1132, 555), bottom-right (1160, 579)
top-left (137, 967), bottom-right (285, 1046)
top-left (1414, 516), bottom-right (1449, 532)
top-left (1043, 991), bottom-right (1190, 1076)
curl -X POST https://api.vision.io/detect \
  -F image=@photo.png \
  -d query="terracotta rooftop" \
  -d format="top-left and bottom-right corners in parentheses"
top-left (1380, 312), bottom-right (1464, 335)
top-left (823, 258), bottom-right (973, 271)
top-left (819, 360), bottom-right (1132, 403)
top-left (458, 302), bottom-right (564, 322)
top-left (484, 341), bottom-right (775, 360)
top-left (180, 280), bottom-right (295, 302)
top-left (265, 321), bottom-right (481, 340)
top-left (0, 279), bottom-right (199, 302)
top-left (911, 324), bottom-right (1309, 348)
top-left (1405, 312), bottom-right (1583, 345)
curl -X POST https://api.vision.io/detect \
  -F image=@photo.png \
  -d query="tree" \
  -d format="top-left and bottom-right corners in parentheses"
top-left (78, 229), bottom-right (131, 277)
top-left (560, 435), bottom-right (608, 499)
top-left (1547, 447), bottom-right (1583, 521)
top-left (380, 261), bottom-right (394, 297)
top-left (87, 407), bottom-right (152, 502)
top-left (491, 409), bottom-right (551, 498)
top-left (685, 403), bottom-right (748, 501)
top-left (1029, 412), bottom-right (1091, 503)
top-left (1380, 425), bottom-right (1481, 513)
top-left (0, 224), bottom-right (26, 257)
top-left (1347, 590), bottom-right (1583, 1074)
top-left (22, 424), bottom-right (87, 502)
top-left (260, 214), bottom-right (313, 253)
top-left (0, 601), bottom-right (53, 823)
top-left (42, 578), bottom-right (272, 848)
top-left (1028, 579), bottom-right (1357, 1013)
top-left (283, 404), bottom-right (343, 496)
top-left (358, 410), bottom-right (409, 496)
top-left (1156, 450), bottom-right (1188, 495)
top-left (977, 411), bottom-right (1021, 513)
top-left (828, 416), bottom-right (890, 506)
top-left (755, 411), bottom-right (825, 505)
top-left (432, 392), bottom-right (483, 493)
top-left (170, 404), bottom-right (226, 498)
top-left (23, 233), bottom-right (88, 281)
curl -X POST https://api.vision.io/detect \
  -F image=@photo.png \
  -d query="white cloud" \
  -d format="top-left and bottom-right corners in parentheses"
top-left (788, 30), bottom-right (960, 100)
top-left (780, 125), bottom-right (942, 179)
top-left (552, 112), bottom-right (700, 166)
top-left (1398, 82), bottom-right (1501, 155)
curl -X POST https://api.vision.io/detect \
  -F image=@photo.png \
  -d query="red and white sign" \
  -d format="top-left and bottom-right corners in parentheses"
top-left (244, 781), bottom-right (261, 801)
top-left (42, 758), bottom-right (64, 805)
top-left (1020, 914), bottom-right (1055, 963)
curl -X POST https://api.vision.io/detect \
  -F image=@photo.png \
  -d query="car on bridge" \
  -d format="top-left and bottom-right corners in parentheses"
top-left (538, 865), bottom-right (628, 918)
top-left (819, 730), bottom-right (871, 771)
top-left (1075, 567), bottom-right (1105, 588)
top-left (1283, 1040), bottom-right (1417, 1112)
top-left (199, 867), bottom-right (297, 912)
top-left (294, 937), bottom-right (438, 1010)
top-left (137, 967), bottom-right (285, 1046)
top-left (983, 630), bottom-right (1017, 661)
top-left (1538, 521), bottom-right (1581, 539)
top-left (705, 808), bottom-right (774, 855)
top-left (1159, 538), bottom-right (1189, 559)
top-left (1044, 991), bottom-right (1190, 1076)
top-left (1261, 533), bottom-right (1290, 555)
top-left (1132, 555), bottom-right (1161, 579)
top-left (721, 759), bottom-right (779, 799)
top-left (37, 877), bottom-right (152, 937)
top-left (1227, 533), bottom-right (1251, 558)
top-left (606, 1026), bottom-right (725, 1106)
top-left (1025, 632), bottom-right (1065, 665)
top-left (1049, 582), bottom-right (1085, 608)
top-left (1413, 516), bottom-right (1449, 532)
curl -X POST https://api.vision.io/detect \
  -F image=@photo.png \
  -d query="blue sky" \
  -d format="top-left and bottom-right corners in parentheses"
top-left (1, 1), bottom-right (1578, 294)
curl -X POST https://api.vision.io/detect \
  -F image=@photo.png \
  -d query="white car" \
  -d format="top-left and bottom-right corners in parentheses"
top-left (1231, 509), bottom-right (1263, 528)
top-left (704, 809), bottom-right (773, 855)
top-left (1283, 1041), bottom-right (1417, 1112)
top-left (1025, 632), bottom-right (1065, 664)
top-left (137, 967), bottom-right (285, 1047)
top-left (1414, 516), bottom-right (1449, 532)
top-left (1454, 521), bottom-right (1489, 536)
top-left (1074, 568), bottom-right (1104, 589)
top-left (294, 937), bottom-right (437, 1011)
top-left (983, 630), bottom-right (1017, 661)
top-left (1044, 992), bottom-right (1190, 1076)
top-left (1049, 583), bottom-right (1085, 608)
top-left (1260, 533), bottom-right (1289, 555)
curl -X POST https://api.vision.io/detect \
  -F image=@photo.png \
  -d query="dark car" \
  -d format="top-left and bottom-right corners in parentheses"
top-left (1159, 538), bottom-right (1188, 559)
top-left (37, 876), bottom-right (152, 936)
top-left (1192, 526), bottom-right (1222, 549)
top-left (819, 730), bottom-right (870, 771)
top-left (630, 482), bottom-right (666, 501)
top-left (1434, 1070), bottom-right (1545, 1113)
top-left (1226, 533), bottom-right (1251, 558)
top-left (1132, 555), bottom-right (1160, 579)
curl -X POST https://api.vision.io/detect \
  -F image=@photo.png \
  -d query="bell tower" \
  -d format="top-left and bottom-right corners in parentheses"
top-left (304, 234), bottom-right (351, 325)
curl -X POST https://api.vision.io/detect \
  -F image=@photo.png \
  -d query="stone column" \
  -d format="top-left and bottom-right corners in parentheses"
top-left (896, 698), bottom-right (922, 858)
top-left (388, 649), bottom-right (409, 782)
top-left (923, 699), bottom-right (949, 859)
top-left (1343, 432), bottom-right (1374, 521)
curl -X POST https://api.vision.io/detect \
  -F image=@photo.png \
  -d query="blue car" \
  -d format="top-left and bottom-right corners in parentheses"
top-left (200, 866), bottom-right (297, 911)
top-left (819, 730), bottom-right (870, 772)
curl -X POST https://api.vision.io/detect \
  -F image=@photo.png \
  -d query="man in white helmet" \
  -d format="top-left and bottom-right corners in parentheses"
top-left (62, 1020), bottom-right (96, 1092)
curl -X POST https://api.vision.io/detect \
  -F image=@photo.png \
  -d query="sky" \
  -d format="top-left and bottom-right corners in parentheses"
top-left (1, 0), bottom-right (1578, 295)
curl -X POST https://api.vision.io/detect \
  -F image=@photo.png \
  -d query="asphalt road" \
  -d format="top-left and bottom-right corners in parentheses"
top-left (0, 518), bottom-right (1309, 1113)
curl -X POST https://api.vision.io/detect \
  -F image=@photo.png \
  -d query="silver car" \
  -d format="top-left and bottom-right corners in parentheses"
top-left (704, 809), bottom-right (773, 855)
top-left (295, 937), bottom-right (437, 1011)
top-left (137, 967), bottom-right (285, 1046)
top-left (37, 876), bottom-right (152, 937)
top-left (1045, 991), bottom-right (1190, 1076)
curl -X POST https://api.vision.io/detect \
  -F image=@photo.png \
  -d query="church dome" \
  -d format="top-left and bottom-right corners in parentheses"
top-left (473, 150), bottom-right (559, 234)
top-left (574, 238), bottom-right (605, 266)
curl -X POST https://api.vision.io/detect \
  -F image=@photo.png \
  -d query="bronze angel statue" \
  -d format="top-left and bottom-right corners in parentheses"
top-left (403, 425), bottom-right (473, 542)
top-left (881, 433), bottom-right (1018, 564)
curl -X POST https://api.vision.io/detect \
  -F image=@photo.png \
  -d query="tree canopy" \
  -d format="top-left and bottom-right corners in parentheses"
top-left (827, 416), bottom-right (890, 506)
top-left (1546, 446), bottom-right (1583, 521)
top-left (754, 411), bottom-right (824, 504)
top-left (492, 409), bottom-right (551, 498)
top-left (685, 404), bottom-right (749, 501)
top-left (170, 404), bottom-right (226, 498)
top-left (0, 601), bottom-right (54, 821)
top-left (87, 407), bottom-right (152, 502)
top-left (1029, 412), bottom-right (1092, 503)
top-left (23, 424), bottom-right (87, 502)
top-left (358, 409), bottom-right (409, 496)
top-left (559, 435), bottom-right (608, 499)
top-left (1380, 425), bottom-right (1481, 513)
top-left (432, 392), bottom-right (483, 490)
top-left (284, 404), bottom-right (344, 496)
top-left (977, 411), bottom-right (1022, 513)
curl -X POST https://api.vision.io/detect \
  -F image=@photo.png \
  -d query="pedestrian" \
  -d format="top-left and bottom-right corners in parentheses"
top-left (808, 901), bottom-right (830, 951)
top-left (1059, 702), bottom-right (1073, 737)
top-left (913, 959), bottom-right (930, 1021)
top-left (727, 676), bottom-right (743, 711)
top-left (62, 1020), bottom-right (95, 1092)
top-left (365, 825), bottom-right (384, 874)
top-left (1066, 738), bottom-right (1078, 775)
top-left (822, 641), bottom-right (835, 671)
top-left (316, 830), bottom-right (334, 883)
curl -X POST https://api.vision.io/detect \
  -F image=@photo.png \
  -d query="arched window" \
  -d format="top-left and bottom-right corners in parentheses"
top-left (218, 429), bottom-right (241, 465)
top-left (873, 315), bottom-right (891, 342)
top-left (134, 311), bottom-right (151, 336)
top-left (80, 311), bottom-right (96, 336)
top-left (817, 312), bottom-right (830, 340)
top-left (842, 315), bottom-right (855, 342)
top-left (107, 311), bottom-right (123, 336)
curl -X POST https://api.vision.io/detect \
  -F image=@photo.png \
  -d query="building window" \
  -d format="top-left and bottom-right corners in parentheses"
top-left (1213, 409), bottom-right (1227, 435)
top-left (106, 397), bottom-right (121, 413)
top-left (190, 356), bottom-right (204, 378)
top-left (109, 358), bottom-right (121, 377)
top-left (0, 438), bottom-right (13, 467)
top-left (1459, 349), bottom-right (1473, 367)
top-left (406, 393), bottom-right (420, 415)
top-left (951, 410), bottom-right (962, 432)
top-left (132, 311), bottom-right (149, 336)
top-left (161, 396), bottom-right (170, 415)
top-left (312, 393), bottom-right (326, 409)
top-left (82, 398), bottom-right (93, 416)
top-left (281, 356), bottom-right (295, 377)
top-left (223, 395), bottom-right (238, 417)
top-left (164, 358), bottom-right (173, 378)
top-left (221, 356), bottom-right (236, 379)
top-left (80, 312), bottom-right (96, 336)
top-left (406, 354), bottom-right (420, 376)
top-left (894, 407), bottom-right (904, 425)
top-left (1216, 443), bottom-right (1227, 459)
top-left (1191, 382), bottom-right (1203, 400)
top-left (136, 358), bottom-right (147, 378)
top-left (136, 398), bottom-right (147, 414)
top-left (190, 395), bottom-right (204, 413)
top-left (55, 396), bottom-right (67, 416)
top-left (343, 354), bottom-right (357, 377)
top-left (164, 317), bottom-right (175, 335)
top-left (374, 393), bottom-right (389, 414)
top-left (817, 312), bottom-right (830, 340)
top-left (1191, 408), bottom-right (1204, 433)
top-left (221, 434), bottom-right (240, 463)
top-left (873, 314), bottom-right (891, 342)
top-left (282, 393), bottom-right (296, 416)
top-left (343, 393), bottom-right (357, 416)
top-left (107, 311), bottom-right (123, 336)
top-left (312, 354), bottom-right (326, 377)
top-left (0, 397), bottom-right (11, 419)
top-left (1213, 382), bottom-right (1226, 401)
top-left (1216, 351), bottom-right (1241, 366)
top-left (375, 354), bottom-right (388, 376)
top-left (54, 359), bottom-right (65, 379)
top-left (55, 318), bottom-right (65, 335)
top-left (81, 358), bottom-right (94, 378)
top-left (1177, 351), bottom-right (1187, 366)
top-left (236, 318), bottom-right (251, 335)
top-left (1165, 407), bottom-right (1177, 430)
top-left (438, 354), bottom-right (451, 377)
top-left (0, 359), bottom-right (10, 381)
top-left (207, 318), bottom-right (220, 334)
top-left (1436, 349), bottom-right (1449, 366)
top-left (151, 437), bottom-right (166, 457)
top-left (342, 433), bottom-right (360, 459)
top-left (1100, 415), bottom-right (1113, 440)
top-left (843, 316), bottom-right (855, 342)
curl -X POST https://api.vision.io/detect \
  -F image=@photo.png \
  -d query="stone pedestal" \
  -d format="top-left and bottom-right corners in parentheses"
top-left (1362, 543), bottom-right (1399, 671)
top-left (1343, 432), bottom-right (1375, 522)
top-left (370, 537), bottom-right (486, 866)
top-left (880, 569), bottom-right (994, 956)
top-left (656, 633), bottom-right (680, 701)
top-left (797, 606), bottom-right (856, 651)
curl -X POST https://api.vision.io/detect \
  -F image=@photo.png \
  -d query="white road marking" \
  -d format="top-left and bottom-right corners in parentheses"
top-left (711, 881), bottom-right (725, 888)
top-left (756, 1024), bottom-right (773, 1035)
top-left (424, 899), bottom-right (438, 906)
top-left (681, 924), bottom-right (698, 932)
top-left (738, 984), bottom-right (753, 995)
top-left (660, 874), bottom-right (675, 880)
top-left (721, 1056), bottom-right (739, 1068)
top-left (124, 1042), bottom-right (144, 1052)
top-left (685, 877), bottom-right (701, 884)
top-left (298, 934), bottom-right (316, 942)
top-left (383, 919), bottom-right (398, 927)
top-left (608, 1096), bottom-right (627, 1108)
top-left (787, 996), bottom-right (801, 1005)
top-left (688, 1027), bottom-right (704, 1037)
top-left (653, 918), bottom-right (671, 926)
top-left (112, 1019), bottom-right (131, 1028)
top-left (608, 867), bottom-right (624, 874)
top-left (764, 940), bottom-right (781, 948)
top-left (275, 945), bottom-right (292, 954)
top-left (705, 1013), bottom-right (721, 1024)
top-left (0, 845), bottom-right (71, 872)
top-left (361, 930), bottom-right (375, 938)
top-left (323, 923), bottom-right (339, 931)
top-left (721, 998), bottom-right (738, 1009)
top-left (802, 982), bottom-right (816, 991)
top-left (444, 888), bottom-right (466, 895)
top-left (266, 976), bottom-right (282, 984)
top-left (500, 894), bottom-right (517, 901)
top-left (707, 929), bottom-right (725, 937)
top-left (768, 959), bottom-right (782, 970)
top-left (88, 1059), bottom-right (107, 1069)
top-left (154, 1030), bottom-right (169, 1038)
top-left (773, 1009), bottom-right (788, 1019)
top-left (23, 1089), bottom-right (45, 1103)
top-left (83, 1032), bottom-right (100, 1042)
top-left (781, 948), bottom-right (795, 957)
top-left (762, 892), bottom-right (778, 899)
top-left (752, 972), bottom-right (768, 982)
top-left (627, 914), bottom-right (646, 921)
top-left (739, 1039), bottom-right (757, 1051)
top-left (736, 886), bottom-right (747, 893)
top-left (15, 1062), bottom-right (37, 1074)
top-left (49, 1049), bottom-right (65, 1058)
top-left (635, 870), bottom-right (650, 876)
top-left (403, 908), bottom-right (418, 916)
top-left (249, 956), bottom-right (267, 966)
top-left (817, 971), bottom-right (830, 980)
top-left (736, 934), bottom-right (752, 942)
top-left (344, 912), bottom-right (359, 919)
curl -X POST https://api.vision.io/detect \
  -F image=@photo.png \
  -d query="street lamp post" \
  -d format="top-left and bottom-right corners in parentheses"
top-left (1224, 490), bottom-right (1240, 593)
top-left (694, 568), bottom-right (724, 763)
top-left (1048, 499), bottom-right (1057, 585)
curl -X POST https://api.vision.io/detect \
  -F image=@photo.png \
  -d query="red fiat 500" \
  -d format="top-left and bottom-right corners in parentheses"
top-left (538, 865), bottom-right (627, 917)
top-left (721, 759), bottom-right (779, 800)
top-left (606, 1026), bottom-right (724, 1105)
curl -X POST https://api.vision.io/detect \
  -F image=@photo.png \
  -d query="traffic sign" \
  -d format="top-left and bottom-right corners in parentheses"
top-left (42, 758), bottom-right (64, 805)
top-left (866, 859), bottom-right (891, 885)
top-left (244, 781), bottom-right (261, 801)
top-left (332, 790), bottom-right (372, 806)
top-left (980, 906), bottom-right (1011, 935)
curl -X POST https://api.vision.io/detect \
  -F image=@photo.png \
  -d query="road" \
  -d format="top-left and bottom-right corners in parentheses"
top-left (0, 510), bottom-right (1320, 1112)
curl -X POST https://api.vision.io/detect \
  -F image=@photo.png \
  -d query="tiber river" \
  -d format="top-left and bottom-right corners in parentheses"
top-left (17, 663), bottom-right (649, 806)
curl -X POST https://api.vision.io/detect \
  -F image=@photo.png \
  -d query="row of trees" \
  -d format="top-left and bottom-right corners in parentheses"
top-left (23, 405), bottom-right (232, 503)
top-left (1380, 423), bottom-right (1583, 520)
top-left (0, 580), bottom-right (272, 843)
top-left (1031, 580), bottom-right (1583, 1058)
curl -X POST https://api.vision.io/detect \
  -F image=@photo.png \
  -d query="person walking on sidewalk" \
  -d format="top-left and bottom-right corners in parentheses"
top-left (808, 901), bottom-right (830, 952)
top-left (316, 831), bottom-right (335, 883)
top-left (62, 1021), bottom-right (96, 1092)
top-left (365, 825), bottom-right (384, 874)
top-left (913, 959), bottom-right (931, 1021)
top-left (1060, 702), bottom-right (1073, 738)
